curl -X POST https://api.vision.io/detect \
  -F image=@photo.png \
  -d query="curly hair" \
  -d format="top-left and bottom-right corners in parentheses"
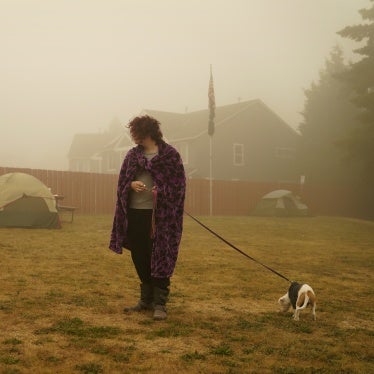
top-left (127, 115), bottom-right (163, 143)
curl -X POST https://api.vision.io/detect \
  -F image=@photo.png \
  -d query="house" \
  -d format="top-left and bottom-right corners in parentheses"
top-left (68, 99), bottom-right (300, 182)
top-left (68, 133), bottom-right (114, 173)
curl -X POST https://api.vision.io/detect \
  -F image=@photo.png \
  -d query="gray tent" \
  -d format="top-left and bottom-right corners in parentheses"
top-left (0, 173), bottom-right (60, 228)
top-left (251, 189), bottom-right (309, 217)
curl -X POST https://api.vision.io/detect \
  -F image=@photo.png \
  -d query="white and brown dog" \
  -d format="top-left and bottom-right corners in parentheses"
top-left (278, 281), bottom-right (316, 321)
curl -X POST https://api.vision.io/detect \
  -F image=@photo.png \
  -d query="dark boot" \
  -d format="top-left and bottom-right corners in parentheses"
top-left (124, 283), bottom-right (153, 313)
top-left (153, 287), bottom-right (169, 320)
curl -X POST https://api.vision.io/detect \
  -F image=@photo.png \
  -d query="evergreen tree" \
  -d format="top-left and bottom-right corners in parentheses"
top-left (337, 0), bottom-right (374, 188)
top-left (298, 46), bottom-right (361, 185)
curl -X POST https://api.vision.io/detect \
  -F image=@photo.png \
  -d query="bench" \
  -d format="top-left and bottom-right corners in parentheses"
top-left (57, 205), bottom-right (77, 223)
top-left (53, 195), bottom-right (77, 223)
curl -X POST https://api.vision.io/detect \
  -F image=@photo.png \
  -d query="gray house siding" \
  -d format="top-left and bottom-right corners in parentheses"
top-left (172, 101), bottom-right (299, 182)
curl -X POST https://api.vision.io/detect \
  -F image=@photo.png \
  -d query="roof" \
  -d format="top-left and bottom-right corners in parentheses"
top-left (144, 99), bottom-right (298, 142)
top-left (100, 132), bottom-right (133, 153)
top-left (68, 133), bottom-right (113, 158)
top-left (144, 100), bottom-right (256, 140)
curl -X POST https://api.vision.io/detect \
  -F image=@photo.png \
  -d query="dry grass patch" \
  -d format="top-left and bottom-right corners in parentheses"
top-left (0, 214), bottom-right (373, 373)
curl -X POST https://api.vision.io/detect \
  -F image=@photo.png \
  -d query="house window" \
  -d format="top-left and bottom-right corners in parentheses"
top-left (233, 143), bottom-right (244, 166)
top-left (177, 142), bottom-right (189, 165)
top-left (275, 147), bottom-right (295, 159)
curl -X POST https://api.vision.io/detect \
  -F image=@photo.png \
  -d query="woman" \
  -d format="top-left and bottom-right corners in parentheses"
top-left (109, 115), bottom-right (186, 320)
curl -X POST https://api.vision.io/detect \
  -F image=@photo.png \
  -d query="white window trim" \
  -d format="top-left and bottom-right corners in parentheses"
top-left (233, 143), bottom-right (244, 166)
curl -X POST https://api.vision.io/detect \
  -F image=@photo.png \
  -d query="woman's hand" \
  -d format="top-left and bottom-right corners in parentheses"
top-left (131, 181), bottom-right (147, 193)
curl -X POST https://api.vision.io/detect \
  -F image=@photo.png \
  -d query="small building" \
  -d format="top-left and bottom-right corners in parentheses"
top-left (68, 133), bottom-right (114, 173)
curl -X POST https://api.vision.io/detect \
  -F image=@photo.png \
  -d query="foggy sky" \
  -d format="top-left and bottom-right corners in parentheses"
top-left (0, 0), bottom-right (369, 170)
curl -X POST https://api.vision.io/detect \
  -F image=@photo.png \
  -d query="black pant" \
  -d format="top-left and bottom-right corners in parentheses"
top-left (127, 209), bottom-right (169, 290)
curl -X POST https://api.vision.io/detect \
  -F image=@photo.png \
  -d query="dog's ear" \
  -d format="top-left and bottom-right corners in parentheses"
top-left (278, 295), bottom-right (287, 304)
top-left (278, 296), bottom-right (291, 312)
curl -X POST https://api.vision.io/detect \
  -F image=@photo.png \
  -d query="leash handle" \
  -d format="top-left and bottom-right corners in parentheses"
top-left (150, 188), bottom-right (157, 239)
top-left (184, 210), bottom-right (291, 283)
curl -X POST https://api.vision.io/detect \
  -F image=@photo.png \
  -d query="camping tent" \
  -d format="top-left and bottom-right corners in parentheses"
top-left (251, 189), bottom-right (309, 217)
top-left (0, 172), bottom-right (60, 228)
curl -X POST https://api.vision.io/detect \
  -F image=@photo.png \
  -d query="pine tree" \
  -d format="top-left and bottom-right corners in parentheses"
top-left (337, 0), bottom-right (374, 188)
top-left (298, 46), bottom-right (361, 185)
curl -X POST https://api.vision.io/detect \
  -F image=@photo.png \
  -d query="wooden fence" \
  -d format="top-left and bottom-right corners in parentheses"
top-left (0, 166), bottom-right (368, 218)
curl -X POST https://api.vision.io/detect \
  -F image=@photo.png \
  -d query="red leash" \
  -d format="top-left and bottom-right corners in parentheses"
top-left (184, 210), bottom-right (291, 283)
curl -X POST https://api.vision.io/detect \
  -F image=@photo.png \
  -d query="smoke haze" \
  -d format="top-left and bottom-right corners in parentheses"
top-left (0, 0), bottom-right (369, 170)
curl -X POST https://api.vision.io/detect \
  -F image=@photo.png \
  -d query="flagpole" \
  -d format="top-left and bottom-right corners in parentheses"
top-left (209, 135), bottom-right (213, 216)
top-left (208, 64), bottom-right (215, 217)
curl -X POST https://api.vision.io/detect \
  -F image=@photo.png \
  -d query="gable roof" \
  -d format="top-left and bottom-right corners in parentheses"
top-left (99, 131), bottom-right (132, 153)
top-left (68, 133), bottom-right (113, 159)
top-left (144, 99), bottom-right (298, 142)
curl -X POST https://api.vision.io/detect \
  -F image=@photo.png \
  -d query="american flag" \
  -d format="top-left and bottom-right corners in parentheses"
top-left (208, 65), bottom-right (215, 136)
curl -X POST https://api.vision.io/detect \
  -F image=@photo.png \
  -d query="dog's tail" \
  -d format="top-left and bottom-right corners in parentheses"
top-left (297, 291), bottom-right (314, 310)
top-left (307, 290), bottom-right (316, 307)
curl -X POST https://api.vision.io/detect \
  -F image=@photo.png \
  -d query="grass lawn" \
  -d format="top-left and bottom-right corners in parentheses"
top-left (0, 214), bottom-right (373, 373)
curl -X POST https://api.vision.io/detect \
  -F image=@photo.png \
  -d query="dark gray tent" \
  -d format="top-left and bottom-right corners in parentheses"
top-left (251, 189), bottom-right (309, 217)
top-left (0, 173), bottom-right (60, 228)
